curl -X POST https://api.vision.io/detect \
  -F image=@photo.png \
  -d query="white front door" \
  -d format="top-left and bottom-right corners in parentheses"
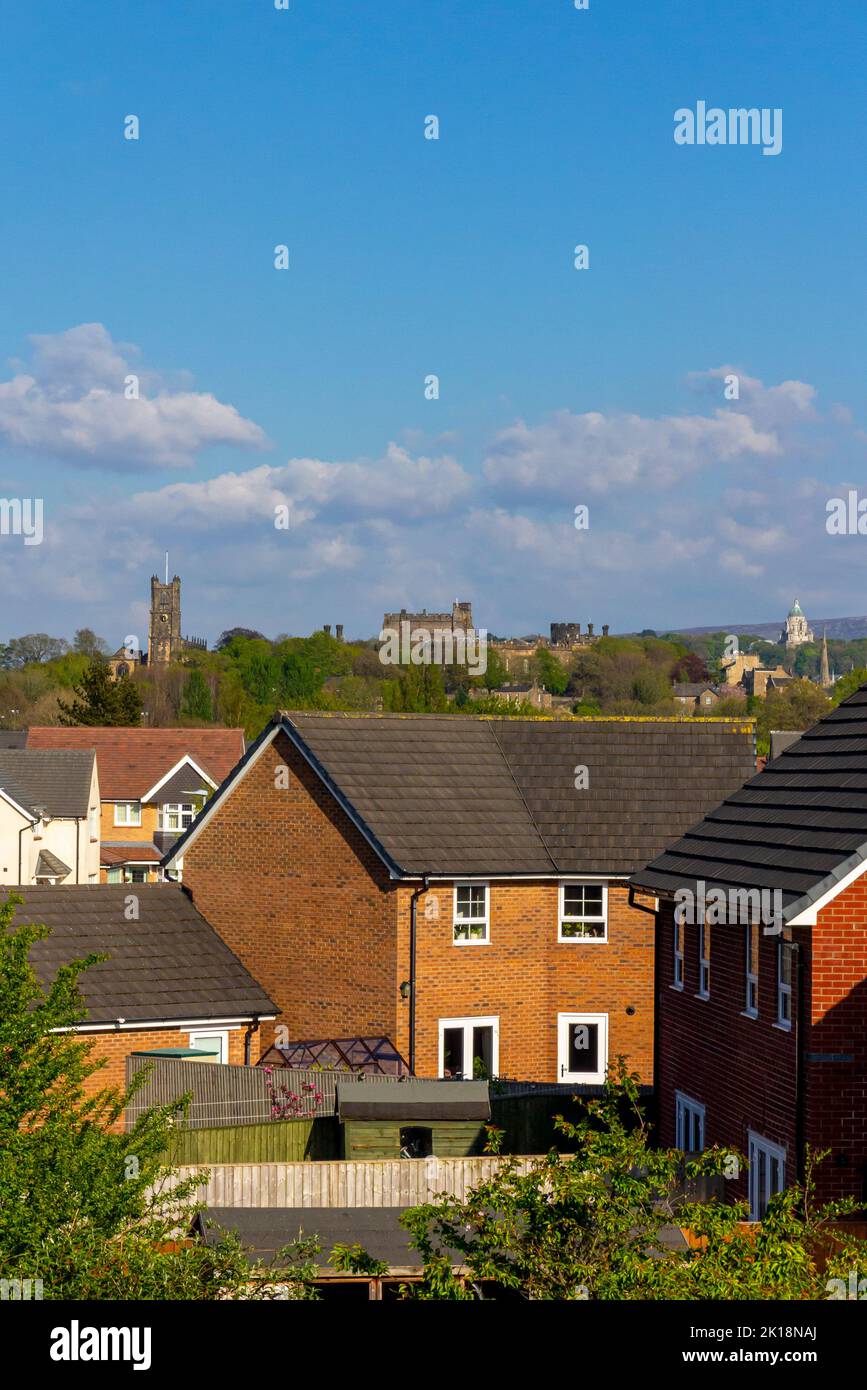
top-left (557, 1012), bottom-right (607, 1084)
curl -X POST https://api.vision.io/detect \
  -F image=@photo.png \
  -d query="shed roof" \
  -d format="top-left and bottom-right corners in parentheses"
top-left (336, 1079), bottom-right (490, 1121)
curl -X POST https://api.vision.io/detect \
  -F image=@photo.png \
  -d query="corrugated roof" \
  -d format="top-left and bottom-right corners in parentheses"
top-left (0, 748), bottom-right (95, 817)
top-left (9, 885), bottom-right (277, 1025)
top-left (26, 727), bottom-right (244, 800)
top-left (631, 684), bottom-right (867, 918)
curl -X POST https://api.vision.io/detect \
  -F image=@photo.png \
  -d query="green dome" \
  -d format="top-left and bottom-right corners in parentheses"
top-left (788, 599), bottom-right (804, 617)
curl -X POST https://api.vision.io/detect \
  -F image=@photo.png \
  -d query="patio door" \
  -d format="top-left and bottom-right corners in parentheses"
top-left (557, 1012), bottom-right (607, 1084)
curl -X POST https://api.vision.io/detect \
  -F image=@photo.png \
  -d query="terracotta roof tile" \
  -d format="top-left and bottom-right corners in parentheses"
top-left (26, 727), bottom-right (244, 800)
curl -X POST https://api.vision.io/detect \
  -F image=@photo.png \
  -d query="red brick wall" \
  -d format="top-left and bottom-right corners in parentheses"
top-left (181, 729), bottom-right (399, 1051)
top-left (392, 880), bottom-right (654, 1084)
top-left (807, 877), bottom-right (867, 1201)
top-left (656, 901), bottom-right (802, 1203)
top-left (658, 879), bottom-right (867, 1204)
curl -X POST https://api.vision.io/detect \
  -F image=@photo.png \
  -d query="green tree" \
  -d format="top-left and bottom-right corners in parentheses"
top-left (533, 647), bottom-right (569, 695)
top-left (72, 628), bottom-right (109, 658)
top-left (479, 648), bottom-right (509, 692)
top-left (383, 663), bottom-right (449, 712)
top-left (180, 668), bottom-right (213, 721)
top-left (0, 892), bottom-right (318, 1300)
top-left (831, 668), bottom-right (867, 706)
top-left (755, 679), bottom-right (831, 755)
top-left (346, 1069), bottom-right (867, 1300)
top-left (58, 658), bottom-right (143, 726)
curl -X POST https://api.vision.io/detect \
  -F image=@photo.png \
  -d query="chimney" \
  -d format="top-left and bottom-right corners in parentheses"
top-left (323, 624), bottom-right (332, 636)
top-left (602, 624), bottom-right (609, 637)
top-left (587, 623), bottom-right (594, 638)
top-left (336, 624), bottom-right (344, 642)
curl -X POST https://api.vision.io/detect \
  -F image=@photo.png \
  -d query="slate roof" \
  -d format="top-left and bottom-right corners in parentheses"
top-left (0, 749), bottom-right (95, 817)
top-left (26, 727), bottom-right (244, 800)
top-left (167, 712), bottom-right (756, 878)
top-left (632, 683), bottom-right (867, 920)
top-left (7, 885), bottom-right (277, 1025)
top-left (292, 713), bottom-right (757, 876)
top-left (0, 730), bottom-right (27, 749)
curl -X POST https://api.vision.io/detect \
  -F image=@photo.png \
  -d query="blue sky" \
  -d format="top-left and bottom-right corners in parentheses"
top-left (1, 0), bottom-right (866, 645)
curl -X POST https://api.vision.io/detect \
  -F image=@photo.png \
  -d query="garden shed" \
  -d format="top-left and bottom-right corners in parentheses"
top-left (337, 1080), bottom-right (491, 1159)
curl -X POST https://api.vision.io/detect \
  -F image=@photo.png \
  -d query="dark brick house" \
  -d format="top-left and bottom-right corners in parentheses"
top-left (632, 685), bottom-right (867, 1212)
top-left (164, 712), bottom-right (754, 1088)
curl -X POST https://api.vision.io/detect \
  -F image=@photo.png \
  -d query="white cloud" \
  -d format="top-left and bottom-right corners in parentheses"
top-left (0, 323), bottom-right (267, 469)
top-left (483, 405), bottom-right (779, 500)
top-left (117, 442), bottom-right (472, 529)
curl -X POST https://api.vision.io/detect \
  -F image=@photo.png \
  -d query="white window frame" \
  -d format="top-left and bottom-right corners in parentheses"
top-left (748, 1132), bottom-right (786, 1220)
top-left (776, 941), bottom-right (792, 1029)
top-left (158, 802), bottom-right (196, 832)
top-left (673, 918), bottom-right (684, 989)
top-left (675, 1092), bottom-right (705, 1152)
top-left (437, 1016), bottom-right (499, 1079)
top-left (697, 922), bottom-right (710, 999)
top-left (745, 923), bottom-right (759, 1018)
top-left (187, 1028), bottom-right (229, 1064)
top-left (558, 881), bottom-right (608, 943)
top-left (452, 882), bottom-right (489, 945)
top-left (113, 800), bottom-right (142, 827)
top-left (88, 805), bottom-right (99, 841)
top-left (557, 1012), bottom-right (608, 1085)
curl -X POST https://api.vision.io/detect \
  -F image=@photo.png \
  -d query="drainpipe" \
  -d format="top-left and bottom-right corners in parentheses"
top-left (244, 1014), bottom-right (260, 1066)
top-left (792, 939), bottom-right (807, 1185)
top-left (407, 875), bottom-right (430, 1076)
top-left (18, 821), bottom-right (30, 884)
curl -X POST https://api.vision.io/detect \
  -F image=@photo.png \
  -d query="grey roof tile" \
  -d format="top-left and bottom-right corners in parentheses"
top-left (8, 884), bottom-right (277, 1025)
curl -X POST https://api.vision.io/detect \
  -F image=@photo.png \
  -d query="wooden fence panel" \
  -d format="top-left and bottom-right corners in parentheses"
top-left (159, 1155), bottom-right (541, 1209)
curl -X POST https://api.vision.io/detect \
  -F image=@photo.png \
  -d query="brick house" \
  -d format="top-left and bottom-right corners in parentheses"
top-left (163, 712), bottom-right (755, 1087)
top-left (26, 727), bottom-right (245, 883)
top-left (631, 684), bottom-right (867, 1213)
top-left (8, 884), bottom-right (276, 1092)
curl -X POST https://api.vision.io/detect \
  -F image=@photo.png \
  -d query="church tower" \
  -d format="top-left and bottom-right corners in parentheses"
top-left (148, 573), bottom-right (182, 665)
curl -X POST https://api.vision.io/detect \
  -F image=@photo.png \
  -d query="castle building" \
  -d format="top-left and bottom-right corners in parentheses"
top-left (780, 599), bottom-right (814, 649)
top-left (381, 601), bottom-right (474, 638)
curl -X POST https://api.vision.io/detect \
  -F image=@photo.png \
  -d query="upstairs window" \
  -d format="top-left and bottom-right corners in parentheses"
top-left (673, 918), bottom-right (684, 989)
top-left (559, 882), bottom-right (607, 941)
top-left (745, 923), bottom-right (759, 1017)
top-left (777, 942), bottom-right (792, 1028)
top-left (159, 802), bottom-right (196, 832)
top-left (88, 805), bottom-right (99, 840)
top-left (697, 922), bottom-right (710, 999)
top-left (453, 884), bottom-right (489, 943)
top-left (114, 801), bottom-right (141, 827)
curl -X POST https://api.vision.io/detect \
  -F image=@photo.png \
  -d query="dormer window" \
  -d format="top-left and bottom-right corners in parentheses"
top-left (159, 803), bottom-right (196, 832)
top-left (114, 801), bottom-right (141, 827)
